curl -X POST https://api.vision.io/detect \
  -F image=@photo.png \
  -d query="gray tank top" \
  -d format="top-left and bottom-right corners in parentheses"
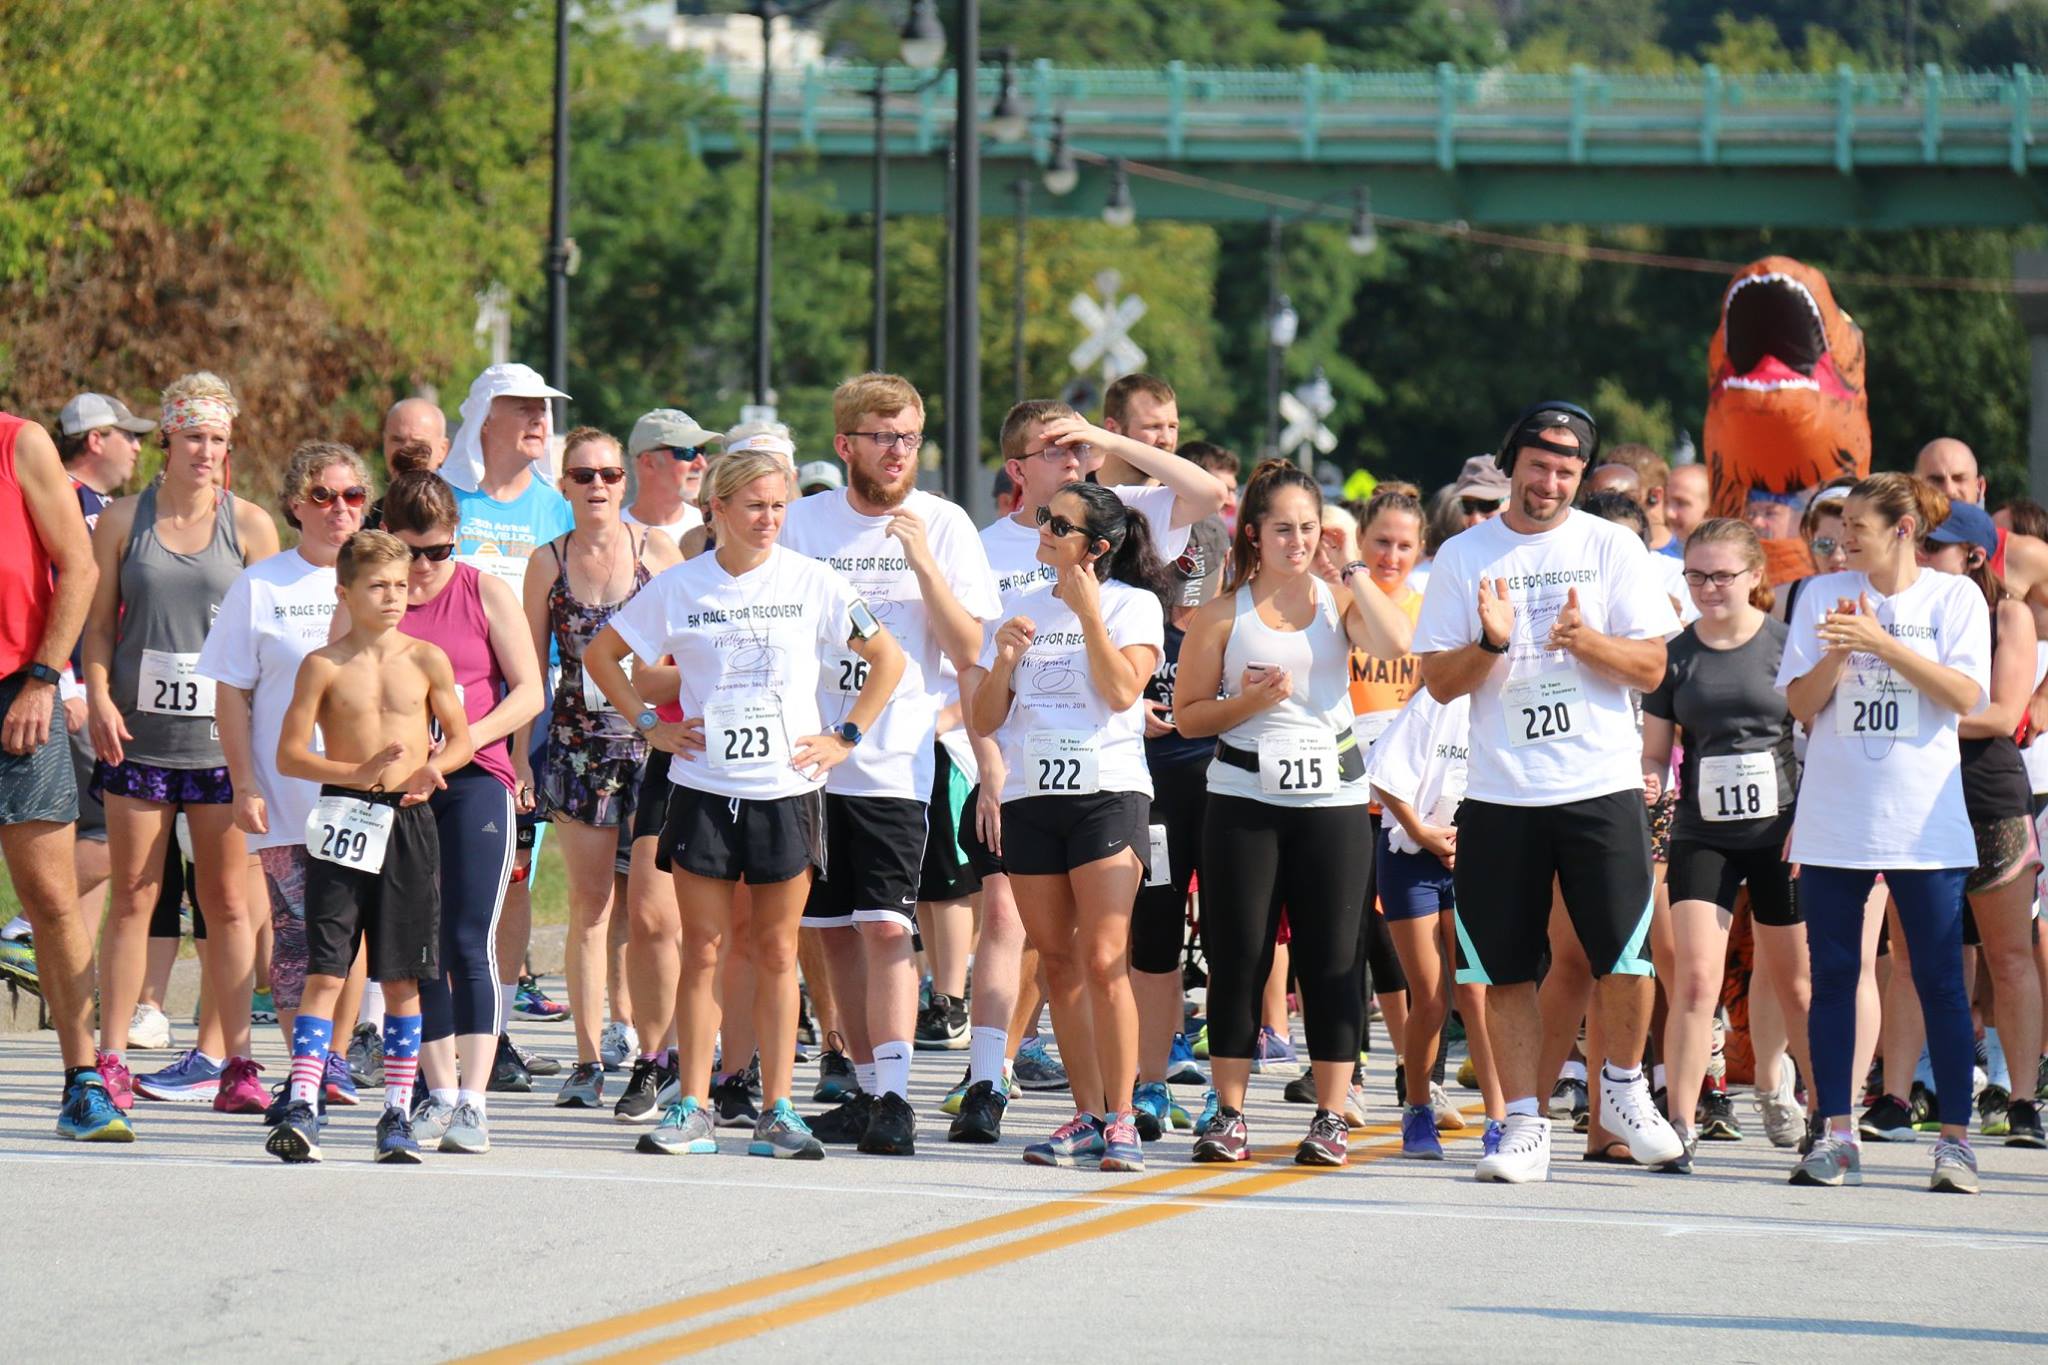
top-left (111, 483), bottom-right (244, 767)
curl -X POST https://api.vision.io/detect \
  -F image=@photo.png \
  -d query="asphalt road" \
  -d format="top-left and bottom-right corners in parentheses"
top-left (4, 996), bottom-right (2046, 1363)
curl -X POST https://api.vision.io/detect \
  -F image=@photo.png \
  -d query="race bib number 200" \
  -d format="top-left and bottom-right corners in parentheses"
top-left (1836, 670), bottom-right (1917, 740)
top-left (1502, 670), bottom-right (1585, 748)
top-left (305, 796), bottom-right (395, 874)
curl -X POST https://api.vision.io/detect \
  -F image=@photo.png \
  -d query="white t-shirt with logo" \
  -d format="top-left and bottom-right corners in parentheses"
top-left (980, 484), bottom-right (1190, 608)
top-left (1775, 567), bottom-right (1989, 870)
top-left (608, 545), bottom-right (867, 802)
top-left (979, 580), bottom-right (1164, 803)
top-left (624, 502), bottom-right (702, 545)
top-left (194, 550), bottom-right (340, 852)
top-left (1413, 508), bottom-right (1681, 806)
top-left (1364, 689), bottom-right (1471, 856)
top-left (780, 488), bottom-right (1000, 801)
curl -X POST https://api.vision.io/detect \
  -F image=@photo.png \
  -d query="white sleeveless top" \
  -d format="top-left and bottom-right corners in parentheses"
top-left (1209, 577), bottom-right (1368, 808)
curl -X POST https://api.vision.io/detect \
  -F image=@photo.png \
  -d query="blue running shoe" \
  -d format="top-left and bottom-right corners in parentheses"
top-left (638, 1098), bottom-right (717, 1155)
top-left (265, 1099), bottom-right (323, 1163)
top-left (375, 1106), bottom-right (422, 1164)
top-left (1401, 1104), bottom-right (1443, 1160)
top-left (1023, 1112), bottom-right (1105, 1167)
top-left (1482, 1118), bottom-right (1505, 1158)
top-left (1251, 1026), bottom-right (1302, 1077)
top-left (1133, 1081), bottom-right (1173, 1141)
top-left (1193, 1088), bottom-right (1221, 1137)
top-left (323, 1052), bottom-right (360, 1107)
top-left (1166, 1033), bottom-right (1207, 1087)
top-left (1014, 1035), bottom-right (1068, 1091)
top-left (133, 1048), bottom-right (223, 1103)
top-left (57, 1073), bottom-right (134, 1142)
top-left (1101, 1112), bottom-right (1145, 1172)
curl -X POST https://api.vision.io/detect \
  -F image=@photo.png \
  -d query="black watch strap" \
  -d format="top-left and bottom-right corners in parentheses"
top-left (1477, 633), bottom-right (1509, 656)
top-left (24, 662), bottom-right (62, 686)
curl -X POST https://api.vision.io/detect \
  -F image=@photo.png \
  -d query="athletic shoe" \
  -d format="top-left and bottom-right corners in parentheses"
top-left (711, 1071), bottom-right (759, 1129)
top-left (1908, 1081), bottom-right (1940, 1133)
top-left (1190, 1024), bottom-right (1210, 1060)
top-left (1697, 1088), bottom-right (1743, 1140)
top-left (133, 1048), bottom-right (223, 1103)
top-left (1341, 1081), bottom-right (1369, 1129)
top-left (1192, 1108), bottom-right (1251, 1163)
top-left (1252, 1026), bottom-right (1301, 1076)
top-left (1296, 1109), bottom-right (1349, 1167)
top-left (1977, 1083), bottom-right (2011, 1138)
top-left (599, 1020), bottom-right (638, 1073)
top-left (858, 1092), bottom-right (917, 1155)
top-left (1600, 1070), bottom-right (1685, 1165)
top-left (322, 1052), bottom-right (360, 1107)
top-left (614, 1056), bottom-right (666, 1124)
top-left (1930, 1136), bottom-right (1980, 1194)
top-left (1430, 1082), bottom-right (1466, 1132)
top-left (488, 1034), bottom-right (532, 1093)
top-left (810, 1092), bottom-right (875, 1145)
top-left (1133, 1081), bottom-right (1178, 1142)
top-left (1789, 1131), bottom-right (1861, 1186)
top-left (2038, 1054), bottom-right (2048, 1103)
top-left (510, 1037), bottom-right (561, 1077)
top-left (57, 1072), bottom-right (134, 1142)
top-left (215, 1057), bottom-right (269, 1114)
top-left (411, 1095), bottom-right (457, 1144)
top-left (1101, 1112), bottom-right (1146, 1171)
top-left (1283, 1072), bottom-right (1316, 1105)
top-left (1860, 1093), bottom-right (1915, 1142)
top-left (1549, 1076), bottom-right (1587, 1122)
top-left (949, 1079), bottom-right (1009, 1144)
top-left (639, 1098), bottom-right (716, 1155)
top-left (375, 1106), bottom-right (422, 1164)
top-left (742, 1055), bottom-right (764, 1103)
top-left (1193, 1089), bottom-right (1221, 1137)
top-left (941, 1069), bottom-right (971, 1116)
top-left (1401, 1104), bottom-right (1443, 1160)
top-left (555, 1061), bottom-right (604, 1109)
top-left (128, 1003), bottom-right (174, 1051)
top-left (1456, 1055), bottom-right (1478, 1089)
top-left (345, 1022), bottom-right (383, 1088)
top-left (250, 988), bottom-right (277, 1027)
top-left (654, 1054), bottom-right (682, 1106)
top-left (914, 992), bottom-right (969, 1051)
top-left (749, 1099), bottom-right (825, 1160)
top-left (1481, 1118), bottom-right (1505, 1157)
top-left (1166, 1033), bottom-right (1207, 1086)
top-left (1658, 1125), bottom-right (1698, 1174)
top-left (0, 937), bottom-right (36, 994)
top-left (265, 1099), bottom-right (322, 1163)
top-left (1024, 1112), bottom-right (1106, 1167)
top-left (1756, 1067), bottom-right (1805, 1149)
top-left (513, 976), bottom-right (570, 1021)
top-left (1862, 1058), bottom-right (1886, 1107)
top-left (2005, 1098), bottom-right (2045, 1148)
top-left (440, 1102), bottom-right (490, 1154)
top-left (96, 1055), bottom-right (135, 1113)
top-left (1474, 1113), bottom-right (1550, 1183)
top-left (814, 1036), bottom-right (858, 1104)
top-left (1014, 1035), bottom-right (1069, 1091)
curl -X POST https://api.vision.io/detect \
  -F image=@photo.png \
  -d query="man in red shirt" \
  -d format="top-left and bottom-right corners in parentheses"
top-left (0, 411), bottom-right (122, 1139)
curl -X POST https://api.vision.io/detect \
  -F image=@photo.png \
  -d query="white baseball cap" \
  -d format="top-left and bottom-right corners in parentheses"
top-left (798, 460), bottom-right (844, 493)
top-left (59, 393), bottom-right (157, 437)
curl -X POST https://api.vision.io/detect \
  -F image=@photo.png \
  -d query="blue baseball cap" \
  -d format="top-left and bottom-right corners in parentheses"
top-left (1925, 499), bottom-right (1998, 556)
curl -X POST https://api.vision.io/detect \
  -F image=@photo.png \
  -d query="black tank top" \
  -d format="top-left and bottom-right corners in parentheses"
top-left (1960, 607), bottom-right (2031, 821)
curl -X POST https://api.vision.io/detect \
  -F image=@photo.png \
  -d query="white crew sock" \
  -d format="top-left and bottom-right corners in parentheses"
top-left (1505, 1095), bottom-right (1540, 1118)
top-left (431, 1088), bottom-right (458, 1108)
top-left (360, 980), bottom-right (386, 1033)
top-left (1603, 1062), bottom-right (1643, 1084)
top-left (872, 1041), bottom-right (912, 1099)
top-left (969, 1026), bottom-right (1007, 1088)
top-left (1561, 1058), bottom-right (1586, 1083)
top-left (457, 1088), bottom-right (486, 1115)
top-left (855, 1062), bottom-right (877, 1094)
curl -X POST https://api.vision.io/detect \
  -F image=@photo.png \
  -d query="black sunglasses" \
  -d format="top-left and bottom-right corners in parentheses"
top-left (564, 466), bottom-right (626, 486)
top-left (307, 484), bottom-right (369, 508)
top-left (664, 446), bottom-right (708, 462)
top-left (1460, 496), bottom-right (1503, 516)
top-left (407, 542), bottom-right (456, 563)
top-left (1034, 505), bottom-right (1088, 539)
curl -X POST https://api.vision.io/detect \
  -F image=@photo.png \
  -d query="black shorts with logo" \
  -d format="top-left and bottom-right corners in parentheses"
top-left (304, 788), bottom-right (441, 982)
top-left (660, 783), bottom-right (823, 886)
top-left (800, 793), bottom-right (928, 930)
top-left (917, 742), bottom-right (981, 902)
top-left (1000, 791), bottom-right (1151, 878)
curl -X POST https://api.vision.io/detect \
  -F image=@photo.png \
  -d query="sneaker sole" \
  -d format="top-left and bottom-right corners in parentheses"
top-left (1021, 1149), bottom-right (1100, 1168)
top-left (376, 1145), bottom-right (423, 1165)
top-left (555, 1094), bottom-right (604, 1109)
top-left (57, 1118), bottom-right (136, 1142)
top-left (439, 1136), bottom-right (490, 1155)
top-left (1402, 1144), bottom-right (1445, 1161)
top-left (1433, 1112), bottom-right (1467, 1132)
top-left (637, 1137), bottom-right (715, 1155)
top-left (1015, 1076), bottom-right (1070, 1092)
top-left (513, 1007), bottom-right (571, 1022)
top-left (213, 1094), bottom-right (270, 1116)
top-left (913, 1034), bottom-right (970, 1052)
top-left (265, 1127), bottom-right (321, 1163)
top-left (1190, 1144), bottom-right (1249, 1164)
top-left (856, 1138), bottom-right (916, 1156)
top-left (132, 1082), bottom-right (221, 1103)
top-left (948, 1122), bottom-right (1002, 1144)
top-left (2004, 1132), bottom-right (2046, 1148)
top-left (1473, 1163), bottom-right (1547, 1183)
top-left (1859, 1123), bottom-right (1916, 1142)
top-left (613, 1105), bottom-right (661, 1125)
top-left (1700, 1124), bottom-right (1743, 1141)
top-left (324, 1087), bottom-right (361, 1108)
top-left (747, 1140), bottom-right (825, 1160)
top-left (1930, 1174), bottom-right (1980, 1194)
top-left (1788, 1168), bottom-right (1860, 1186)
top-left (1101, 1153), bottom-right (1146, 1172)
top-left (1295, 1145), bottom-right (1347, 1167)
top-left (1166, 1072), bottom-right (1208, 1088)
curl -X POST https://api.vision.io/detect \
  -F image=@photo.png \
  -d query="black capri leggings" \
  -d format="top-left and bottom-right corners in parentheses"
top-left (1199, 793), bottom-right (1373, 1064)
top-left (419, 767), bottom-right (517, 1042)
top-left (1131, 760), bottom-right (1207, 976)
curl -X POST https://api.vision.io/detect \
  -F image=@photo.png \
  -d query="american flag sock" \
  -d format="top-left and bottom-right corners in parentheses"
top-left (383, 1013), bottom-right (423, 1112)
top-left (290, 1016), bottom-right (333, 1107)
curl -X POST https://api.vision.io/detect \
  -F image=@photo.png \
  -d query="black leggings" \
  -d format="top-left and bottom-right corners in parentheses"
top-left (419, 767), bottom-right (517, 1042)
top-left (1199, 793), bottom-right (1373, 1064)
top-left (1131, 761), bottom-right (1206, 975)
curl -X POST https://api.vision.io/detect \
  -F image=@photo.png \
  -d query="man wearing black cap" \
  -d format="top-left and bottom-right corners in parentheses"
top-left (1414, 402), bottom-right (1684, 1184)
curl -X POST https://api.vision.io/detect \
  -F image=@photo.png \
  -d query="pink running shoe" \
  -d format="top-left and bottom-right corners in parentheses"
top-left (96, 1050), bottom-right (135, 1113)
top-left (212, 1057), bottom-right (268, 1114)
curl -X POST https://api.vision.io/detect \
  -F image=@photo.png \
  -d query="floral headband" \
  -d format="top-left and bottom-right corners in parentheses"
top-left (161, 395), bottom-right (236, 436)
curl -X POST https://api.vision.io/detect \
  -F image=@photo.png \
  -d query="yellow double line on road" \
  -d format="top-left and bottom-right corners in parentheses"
top-left (462, 1115), bottom-right (1480, 1364)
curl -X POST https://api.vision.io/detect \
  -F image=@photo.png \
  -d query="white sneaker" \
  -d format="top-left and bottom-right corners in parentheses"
top-left (0, 915), bottom-right (30, 941)
top-left (1430, 1081), bottom-right (1467, 1132)
top-left (1755, 1057), bottom-right (1805, 1149)
top-left (599, 1020), bottom-right (638, 1073)
top-left (1474, 1112), bottom-right (1551, 1183)
top-left (129, 1003), bottom-right (174, 1051)
top-left (1601, 1068), bottom-right (1685, 1165)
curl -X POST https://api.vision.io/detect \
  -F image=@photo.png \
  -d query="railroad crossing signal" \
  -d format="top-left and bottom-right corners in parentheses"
top-left (1069, 270), bottom-right (1147, 384)
top-left (1277, 371), bottom-right (1336, 458)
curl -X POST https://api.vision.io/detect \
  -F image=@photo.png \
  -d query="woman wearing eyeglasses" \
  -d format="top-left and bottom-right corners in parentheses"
top-left (520, 428), bottom-right (681, 1109)
top-left (375, 467), bottom-right (545, 1153)
top-left (1639, 518), bottom-right (1812, 1172)
top-left (83, 372), bottom-right (281, 1117)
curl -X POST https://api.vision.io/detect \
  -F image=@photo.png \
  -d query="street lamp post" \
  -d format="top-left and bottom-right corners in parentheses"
top-left (1012, 178), bottom-right (1031, 403)
top-left (1261, 186), bottom-right (1376, 462)
top-left (545, 0), bottom-right (570, 416)
top-left (949, 0), bottom-right (982, 507)
top-left (870, 79), bottom-right (889, 371)
top-left (751, 0), bottom-right (776, 408)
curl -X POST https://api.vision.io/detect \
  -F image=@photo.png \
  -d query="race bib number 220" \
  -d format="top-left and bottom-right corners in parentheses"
top-left (1502, 670), bottom-right (1584, 749)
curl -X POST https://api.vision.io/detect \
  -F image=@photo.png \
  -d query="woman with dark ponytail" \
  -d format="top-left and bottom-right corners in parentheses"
top-left (965, 479), bottom-right (1167, 1172)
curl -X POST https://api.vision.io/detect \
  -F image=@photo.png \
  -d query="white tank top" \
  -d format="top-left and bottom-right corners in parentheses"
top-left (1209, 577), bottom-right (1367, 807)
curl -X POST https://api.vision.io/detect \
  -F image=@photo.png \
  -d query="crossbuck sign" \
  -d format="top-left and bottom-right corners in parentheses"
top-left (1277, 375), bottom-right (1337, 458)
top-left (1069, 270), bottom-right (1147, 384)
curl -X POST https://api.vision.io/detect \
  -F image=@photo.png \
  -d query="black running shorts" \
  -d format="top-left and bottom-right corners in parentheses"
top-left (660, 783), bottom-right (823, 886)
top-left (799, 793), bottom-right (928, 930)
top-left (1000, 791), bottom-right (1151, 878)
top-left (304, 789), bottom-right (441, 982)
top-left (1666, 838), bottom-right (1800, 927)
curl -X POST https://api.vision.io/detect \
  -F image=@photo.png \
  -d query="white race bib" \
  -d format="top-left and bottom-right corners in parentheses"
top-left (1258, 731), bottom-right (1339, 796)
top-left (704, 698), bottom-right (787, 773)
top-left (1836, 669), bottom-right (1917, 739)
top-left (305, 795), bottom-right (396, 874)
top-left (1025, 731), bottom-right (1099, 796)
top-left (582, 656), bottom-right (631, 714)
top-left (1699, 752), bottom-right (1778, 822)
top-left (137, 649), bottom-right (215, 718)
top-left (1144, 822), bottom-right (1170, 887)
top-left (826, 649), bottom-right (870, 696)
top-left (462, 551), bottom-right (530, 594)
top-left (1503, 669), bottom-right (1585, 748)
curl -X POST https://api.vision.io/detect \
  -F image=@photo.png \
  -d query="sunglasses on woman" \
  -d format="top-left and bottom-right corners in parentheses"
top-left (1812, 536), bottom-right (1842, 558)
top-left (307, 484), bottom-right (369, 508)
top-left (564, 466), bottom-right (626, 486)
top-left (408, 542), bottom-right (456, 563)
top-left (1034, 505), bottom-right (1087, 539)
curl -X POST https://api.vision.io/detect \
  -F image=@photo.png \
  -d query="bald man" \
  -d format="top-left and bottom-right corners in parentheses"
top-left (383, 397), bottom-right (449, 469)
top-left (1584, 462), bottom-right (1640, 500)
top-left (1664, 464), bottom-right (1708, 549)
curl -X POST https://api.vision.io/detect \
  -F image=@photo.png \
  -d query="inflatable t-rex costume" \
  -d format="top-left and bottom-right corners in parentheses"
top-left (1704, 256), bottom-right (1871, 583)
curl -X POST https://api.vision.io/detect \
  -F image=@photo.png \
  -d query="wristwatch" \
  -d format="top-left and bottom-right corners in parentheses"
top-left (23, 662), bottom-right (61, 687)
top-left (1340, 560), bottom-right (1369, 584)
top-left (1478, 632), bottom-right (1509, 656)
top-left (634, 707), bottom-right (660, 733)
top-left (835, 721), bottom-right (864, 747)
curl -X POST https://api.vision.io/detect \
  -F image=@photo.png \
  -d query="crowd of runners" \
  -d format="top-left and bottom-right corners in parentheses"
top-left (3, 362), bottom-right (2045, 1194)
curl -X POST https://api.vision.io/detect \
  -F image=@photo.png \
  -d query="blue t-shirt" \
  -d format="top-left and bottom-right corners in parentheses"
top-left (449, 477), bottom-right (574, 599)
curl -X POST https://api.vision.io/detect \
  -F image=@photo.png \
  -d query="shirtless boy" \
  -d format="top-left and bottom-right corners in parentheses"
top-left (267, 531), bottom-right (473, 1164)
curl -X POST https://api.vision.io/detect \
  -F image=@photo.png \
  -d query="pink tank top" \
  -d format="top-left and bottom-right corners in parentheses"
top-left (400, 562), bottom-right (515, 791)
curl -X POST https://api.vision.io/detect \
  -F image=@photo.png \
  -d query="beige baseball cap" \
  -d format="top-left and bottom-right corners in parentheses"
top-left (628, 409), bottom-right (720, 457)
